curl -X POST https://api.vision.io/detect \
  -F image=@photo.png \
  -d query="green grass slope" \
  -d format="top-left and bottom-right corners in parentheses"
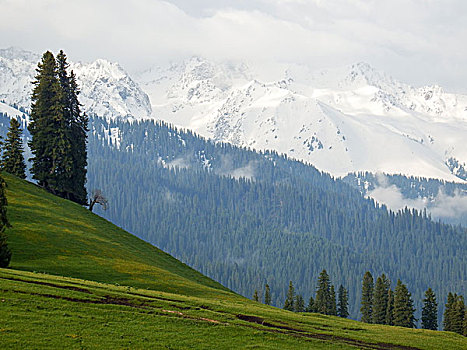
top-left (1, 173), bottom-right (466, 349)
top-left (4, 173), bottom-right (229, 298)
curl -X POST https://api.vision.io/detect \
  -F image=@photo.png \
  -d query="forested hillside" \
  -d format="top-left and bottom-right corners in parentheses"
top-left (343, 172), bottom-right (467, 226)
top-left (85, 116), bottom-right (466, 321)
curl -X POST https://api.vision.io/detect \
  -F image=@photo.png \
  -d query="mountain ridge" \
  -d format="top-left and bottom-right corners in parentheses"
top-left (1, 47), bottom-right (466, 182)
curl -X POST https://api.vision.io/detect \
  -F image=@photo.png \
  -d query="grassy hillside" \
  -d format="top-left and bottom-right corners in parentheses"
top-left (4, 173), bottom-right (229, 298)
top-left (1, 173), bottom-right (466, 349)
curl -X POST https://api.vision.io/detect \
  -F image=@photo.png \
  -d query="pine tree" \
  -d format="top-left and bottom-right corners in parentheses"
top-left (337, 285), bottom-right (349, 318)
top-left (393, 279), bottom-right (416, 328)
top-left (360, 271), bottom-right (374, 323)
top-left (264, 283), bottom-right (271, 305)
top-left (56, 51), bottom-right (88, 204)
top-left (253, 289), bottom-right (259, 302)
top-left (2, 118), bottom-right (26, 179)
top-left (421, 288), bottom-right (438, 330)
top-left (306, 296), bottom-right (315, 313)
top-left (373, 274), bottom-right (390, 324)
top-left (386, 289), bottom-right (394, 326)
top-left (329, 285), bottom-right (337, 316)
top-left (0, 174), bottom-right (10, 268)
top-left (444, 292), bottom-right (456, 332)
top-left (29, 51), bottom-right (73, 197)
top-left (295, 294), bottom-right (305, 312)
top-left (315, 269), bottom-right (331, 315)
top-left (463, 308), bottom-right (467, 336)
top-left (29, 50), bottom-right (87, 205)
top-left (451, 295), bottom-right (465, 335)
top-left (284, 281), bottom-right (295, 311)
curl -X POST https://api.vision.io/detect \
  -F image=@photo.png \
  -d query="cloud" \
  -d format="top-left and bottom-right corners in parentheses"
top-left (215, 154), bottom-right (256, 180)
top-left (368, 175), bottom-right (467, 224)
top-left (1, 0), bottom-right (467, 91)
top-left (164, 156), bottom-right (191, 169)
top-left (229, 162), bottom-right (256, 180)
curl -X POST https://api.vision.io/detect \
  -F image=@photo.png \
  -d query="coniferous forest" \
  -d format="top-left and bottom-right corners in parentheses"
top-left (80, 116), bottom-right (466, 322)
top-left (0, 110), bottom-right (465, 325)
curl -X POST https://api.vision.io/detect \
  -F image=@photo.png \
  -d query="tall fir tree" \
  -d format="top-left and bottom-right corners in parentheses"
top-left (29, 50), bottom-right (87, 204)
top-left (253, 289), bottom-right (259, 302)
top-left (373, 274), bottom-right (390, 324)
top-left (0, 174), bottom-right (10, 268)
top-left (360, 271), bottom-right (374, 323)
top-left (306, 296), bottom-right (315, 313)
top-left (329, 284), bottom-right (337, 316)
top-left (264, 283), bottom-right (271, 305)
top-left (463, 308), bottom-right (467, 337)
top-left (56, 51), bottom-right (88, 204)
top-left (443, 292), bottom-right (456, 332)
top-left (421, 288), bottom-right (438, 330)
top-left (451, 295), bottom-right (465, 335)
top-left (29, 51), bottom-right (68, 192)
top-left (315, 269), bottom-right (331, 315)
top-left (294, 294), bottom-right (305, 312)
top-left (284, 280), bottom-right (295, 311)
top-left (337, 285), bottom-right (349, 318)
top-left (393, 279), bottom-right (416, 328)
top-left (386, 289), bottom-right (394, 326)
top-left (1, 118), bottom-right (26, 179)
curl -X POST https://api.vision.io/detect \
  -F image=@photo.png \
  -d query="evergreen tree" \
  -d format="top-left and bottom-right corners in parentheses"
top-left (337, 285), bottom-right (349, 318)
top-left (1, 118), bottom-right (26, 179)
top-left (284, 281), bottom-right (295, 311)
top-left (444, 292), bottom-right (456, 332)
top-left (306, 296), bottom-right (315, 313)
top-left (29, 51), bottom-right (73, 196)
top-left (0, 174), bottom-right (10, 268)
top-left (315, 269), bottom-right (331, 315)
top-left (264, 283), bottom-right (271, 305)
top-left (421, 288), bottom-right (438, 330)
top-left (253, 289), bottom-right (259, 302)
top-left (56, 51), bottom-right (88, 205)
top-left (29, 50), bottom-right (87, 205)
top-left (329, 284), bottom-right (337, 316)
top-left (463, 308), bottom-right (467, 337)
top-left (393, 280), bottom-right (416, 328)
top-left (373, 274), bottom-right (390, 324)
top-left (451, 295), bottom-right (465, 335)
top-left (295, 294), bottom-right (305, 312)
top-left (386, 289), bottom-right (394, 326)
top-left (360, 271), bottom-right (374, 323)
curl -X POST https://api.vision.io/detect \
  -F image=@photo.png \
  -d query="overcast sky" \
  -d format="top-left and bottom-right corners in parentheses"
top-left (1, 0), bottom-right (466, 92)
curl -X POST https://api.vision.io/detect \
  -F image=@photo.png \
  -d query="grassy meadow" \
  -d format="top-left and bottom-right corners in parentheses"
top-left (1, 173), bottom-right (466, 349)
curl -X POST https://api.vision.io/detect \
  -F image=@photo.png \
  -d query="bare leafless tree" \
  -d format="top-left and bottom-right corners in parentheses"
top-left (89, 189), bottom-right (108, 212)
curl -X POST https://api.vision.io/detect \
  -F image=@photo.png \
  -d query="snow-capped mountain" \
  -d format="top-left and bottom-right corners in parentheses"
top-left (1, 47), bottom-right (466, 182)
top-left (137, 58), bottom-right (467, 182)
top-left (0, 47), bottom-right (151, 120)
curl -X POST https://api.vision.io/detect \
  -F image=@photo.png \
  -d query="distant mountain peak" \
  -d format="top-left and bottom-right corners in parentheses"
top-left (0, 46), bottom-right (40, 63)
top-left (1, 48), bottom-right (466, 182)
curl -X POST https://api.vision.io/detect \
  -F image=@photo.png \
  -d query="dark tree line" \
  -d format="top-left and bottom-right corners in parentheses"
top-left (359, 271), bottom-right (466, 334)
top-left (360, 271), bottom-right (416, 328)
top-left (28, 50), bottom-right (88, 205)
top-left (443, 293), bottom-right (466, 336)
top-left (262, 270), bottom-right (465, 336)
top-left (267, 270), bottom-right (350, 317)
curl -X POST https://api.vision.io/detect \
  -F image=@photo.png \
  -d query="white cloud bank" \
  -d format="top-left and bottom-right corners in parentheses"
top-left (368, 174), bottom-right (467, 222)
top-left (1, 0), bottom-right (467, 91)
